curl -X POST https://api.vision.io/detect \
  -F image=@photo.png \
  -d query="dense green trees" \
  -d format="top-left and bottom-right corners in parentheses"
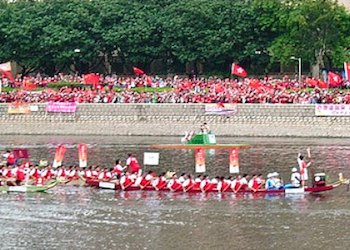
top-left (0, 0), bottom-right (349, 75)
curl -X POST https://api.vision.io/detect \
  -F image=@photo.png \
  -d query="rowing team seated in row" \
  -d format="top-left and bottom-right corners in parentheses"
top-left (115, 171), bottom-right (289, 192)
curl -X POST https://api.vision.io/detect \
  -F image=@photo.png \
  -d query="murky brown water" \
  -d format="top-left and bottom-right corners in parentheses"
top-left (0, 136), bottom-right (350, 250)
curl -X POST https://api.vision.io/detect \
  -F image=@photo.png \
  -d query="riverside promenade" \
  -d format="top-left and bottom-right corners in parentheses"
top-left (0, 103), bottom-right (348, 137)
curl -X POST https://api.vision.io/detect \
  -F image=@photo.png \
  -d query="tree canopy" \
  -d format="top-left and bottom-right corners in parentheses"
top-left (0, 0), bottom-right (349, 75)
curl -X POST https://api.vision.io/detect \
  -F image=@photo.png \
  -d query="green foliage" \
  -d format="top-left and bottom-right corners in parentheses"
top-left (0, 0), bottom-right (349, 75)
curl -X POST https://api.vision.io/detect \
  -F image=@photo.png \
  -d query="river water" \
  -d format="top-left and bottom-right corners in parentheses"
top-left (0, 136), bottom-right (350, 250)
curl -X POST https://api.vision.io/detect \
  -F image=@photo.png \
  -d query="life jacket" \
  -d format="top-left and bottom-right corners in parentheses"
top-left (140, 174), bottom-right (153, 187)
top-left (16, 168), bottom-right (25, 181)
top-left (113, 165), bottom-right (124, 175)
top-left (5, 169), bottom-right (12, 178)
top-left (120, 176), bottom-right (134, 189)
top-left (220, 181), bottom-right (230, 192)
top-left (128, 157), bottom-right (140, 173)
top-left (183, 179), bottom-right (194, 191)
top-left (169, 179), bottom-right (182, 191)
top-left (251, 179), bottom-right (260, 190)
top-left (35, 177), bottom-right (44, 186)
top-left (7, 152), bottom-right (15, 165)
top-left (155, 177), bottom-right (167, 190)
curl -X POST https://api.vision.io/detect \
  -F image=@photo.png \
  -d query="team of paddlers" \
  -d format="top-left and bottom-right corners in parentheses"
top-left (0, 150), bottom-right (310, 192)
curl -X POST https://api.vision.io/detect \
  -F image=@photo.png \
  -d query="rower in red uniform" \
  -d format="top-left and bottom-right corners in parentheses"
top-left (113, 159), bottom-right (126, 176)
top-left (41, 166), bottom-right (54, 180)
top-left (126, 153), bottom-right (141, 175)
top-left (140, 171), bottom-right (155, 189)
top-left (248, 174), bottom-right (260, 191)
top-left (167, 174), bottom-right (182, 192)
top-left (120, 172), bottom-right (135, 190)
top-left (6, 150), bottom-right (15, 166)
top-left (152, 172), bottom-right (167, 191)
top-left (98, 168), bottom-right (112, 181)
top-left (84, 166), bottom-right (93, 180)
top-left (217, 176), bottom-right (230, 193)
top-left (182, 174), bottom-right (194, 192)
top-left (200, 175), bottom-right (214, 193)
top-left (56, 166), bottom-right (67, 179)
top-left (30, 166), bottom-right (41, 180)
top-left (193, 175), bottom-right (203, 190)
top-left (16, 165), bottom-right (26, 185)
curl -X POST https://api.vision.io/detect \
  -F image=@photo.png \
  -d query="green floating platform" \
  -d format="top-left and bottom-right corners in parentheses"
top-left (187, 133), bottom-right (216, 145)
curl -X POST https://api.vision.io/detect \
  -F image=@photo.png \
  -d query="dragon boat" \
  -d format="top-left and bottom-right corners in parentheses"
top-left (0, 180), bottom-right (58, 193)
top-left (85, 173), bottom-right (347, 194)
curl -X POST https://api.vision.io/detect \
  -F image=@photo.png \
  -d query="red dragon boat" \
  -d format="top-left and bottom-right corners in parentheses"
top-left (85, 173), bottom-right (347, 195)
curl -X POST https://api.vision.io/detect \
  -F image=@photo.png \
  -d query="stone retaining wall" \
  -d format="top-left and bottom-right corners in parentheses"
top-left (0, 103), bottom-right (348, 137)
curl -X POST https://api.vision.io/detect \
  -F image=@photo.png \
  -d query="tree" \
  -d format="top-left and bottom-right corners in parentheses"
top-left (268, 0), bottom-right (350, 70)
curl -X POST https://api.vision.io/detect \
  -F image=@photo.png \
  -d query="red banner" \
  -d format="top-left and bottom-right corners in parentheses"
top-left (78, 144), bottom-right (87, 168)
top-left (13, 149), bottom-right (29, 159)
top-left (195, 148), bottom-right (206, 173)
top-left (53, 145), bottom-right (66, 168)
top-left (229, 148), bottom-right (239, 174)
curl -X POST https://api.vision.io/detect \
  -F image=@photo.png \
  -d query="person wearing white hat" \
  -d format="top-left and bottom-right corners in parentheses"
top-left (265, 173), bottom-right (278, 190)
top-left (284, 167), bottom-right (301, 188)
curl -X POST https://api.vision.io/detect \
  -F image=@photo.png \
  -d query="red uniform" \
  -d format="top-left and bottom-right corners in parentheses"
top-left (16, 167), bottom-right (25, 181)
top-left (7, 152), bottom-right (15, 165)
top-left (126, 156), bottom-right (140, 174)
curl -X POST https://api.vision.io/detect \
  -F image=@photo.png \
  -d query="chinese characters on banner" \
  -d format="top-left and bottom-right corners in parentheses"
top-left (315, 104), bottom-right (350, 116)
top-left (205, 103), bottom-right (237, 116)
top-left (195, 148), bottom-right (206, 173)
top-left (229, 148), bottom-right (240, 174)
top-left (46, 102), bottom-right (77, 113)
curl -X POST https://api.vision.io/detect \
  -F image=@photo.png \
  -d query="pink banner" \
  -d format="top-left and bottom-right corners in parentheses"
top-left (46, 102), bottom-right (77, 113)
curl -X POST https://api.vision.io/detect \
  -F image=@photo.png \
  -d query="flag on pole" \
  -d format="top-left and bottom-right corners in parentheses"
top-left (0, 62), bottom-right (11, 71)
top-left (133, 66), bottom-right (145, 76)
top-left (328, 71), bottom-right (343, 87)
top-left (231, 63), bottom-right (248, 77)
top-left (344, 62), bottom-right (350, 81)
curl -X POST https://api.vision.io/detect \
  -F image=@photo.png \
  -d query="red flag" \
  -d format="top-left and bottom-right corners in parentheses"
top-left (133, 66), bottom-right (145, 76)
top-left (317, 80), bottom-right (328, 89)
top-left (248, 79), bottom-right (261, 89)
top-left (306, 78), bottom-right (318, 88)
top-left (328, 71), bottom-right (342, 87)
top-left (13, 149), bottom-right (29, 159)
top-left (23, 80), bottom-right (37, 90)
top-left (231, 63), bottom-right (248, 77)
top-left (83, 73), bottom-right (100, 85)
top-left (146, 76), bottom-right (153, 86)
top-left (0, 69), bottom-right (14, 81)
top-left (344, 62), bottom-right (350, 81)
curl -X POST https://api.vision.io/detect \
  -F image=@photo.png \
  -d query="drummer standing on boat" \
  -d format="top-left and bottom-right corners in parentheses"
top-left (297, 153), bottom-right (311, 186)
top-left (126, 153), bottom-right (141, 175)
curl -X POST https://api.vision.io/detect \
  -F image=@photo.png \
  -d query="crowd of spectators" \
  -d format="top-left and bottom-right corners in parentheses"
top-left (0, 73), bottom-right (350, 104)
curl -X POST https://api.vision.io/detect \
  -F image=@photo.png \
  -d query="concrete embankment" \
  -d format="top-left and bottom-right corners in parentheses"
top-left (0, 103), bottom-right (348, 137)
